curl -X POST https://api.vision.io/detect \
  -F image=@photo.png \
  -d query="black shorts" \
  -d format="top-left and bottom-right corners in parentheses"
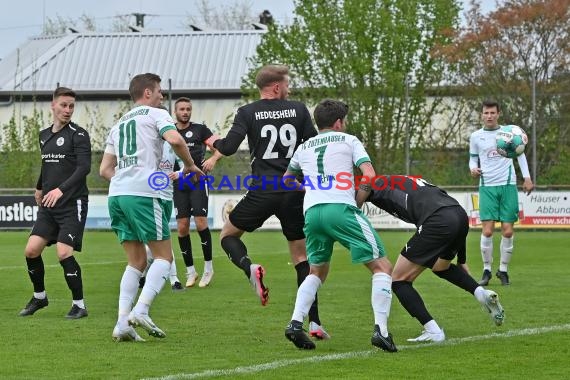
top-left (173, 188), bottom-right (209, 218)
top-left (229, 191), bottom-right (305, 241)
top-left (401, 205), bottom-right (469, 268)
top-left (30, 199), bottom-right (88, 252)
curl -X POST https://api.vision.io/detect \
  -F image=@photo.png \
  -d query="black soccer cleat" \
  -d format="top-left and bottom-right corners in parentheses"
top-left (285, 320), bottom-right (316, 350)
top-left (478, 270), bottom-right (492, 286)
top-left (65, 304), bottom-right (88, 319)
top-left (371, 325), bottom-right (398, 352)
top-left (171, 281), bottom-right (185, 292)
top-left (495, 270), bottom-right (510, 286)
top-left (19, 296), bottom-right (49, 316)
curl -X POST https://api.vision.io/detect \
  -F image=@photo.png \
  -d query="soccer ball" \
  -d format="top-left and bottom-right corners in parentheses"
top-left (495, 125), bottom-right (528, 158)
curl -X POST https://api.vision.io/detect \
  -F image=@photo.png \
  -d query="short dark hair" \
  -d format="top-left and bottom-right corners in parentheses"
top-left (255, 64), bottom-right (289, 89)
top-left (53, 87), bottom-right (75, 100)
top-left (482, 99), bottom-right (500, 112)
top-left (174, 97), bottom-right (192, 108)
top-left (313, 99), bottom-right (349, 130)
top-left (129, 73), bottom-right (161, 101)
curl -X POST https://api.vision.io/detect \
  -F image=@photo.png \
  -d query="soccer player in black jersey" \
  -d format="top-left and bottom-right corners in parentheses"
top-left (368, 175), bottom-right (505, 342)
top-left (172, 97), bottom-right (223, 288)
top-left (19, 87), bottom-right (91, 319)
top-left (213, 64), bottom-right (328, 339)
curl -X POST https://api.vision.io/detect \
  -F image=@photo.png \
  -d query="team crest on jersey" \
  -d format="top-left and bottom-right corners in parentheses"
top-left (56, 137), bottom-right (65, 146)
top-left (185, 131), bottom-right (193, 138)
top-left (159, 159), bottom-right (173, 170)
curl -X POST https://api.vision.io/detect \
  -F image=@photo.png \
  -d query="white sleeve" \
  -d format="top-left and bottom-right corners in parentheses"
top-left (352, 137), bottom-right (370, 166)
top-left (468, 134), bottom-right (479, 170)
top-left (517, 153), bottom-right (531, 178)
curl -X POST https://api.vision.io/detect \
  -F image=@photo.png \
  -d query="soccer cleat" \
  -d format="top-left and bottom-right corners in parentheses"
top-left (128, 312), bottom-right (166, 338)
top-left (407, 329), bottom-right (445, 343)
top-left (495, 270), bottom-right (510, 285)
top-left (198, 271), bottom-right (214, 288)
top-left (285, 320), bottom-right (316, 350)
top-left (171, 281), bottom-right (185, 292)
top-left (19, 296), bottom-right (49, 316)
top-left (309, 321), bottom-right (331, 340)
top-left (249, 264), bottom-right (269, 306)
top-left (478, 270), bottom-right (492, 286)
top-left (371, 325), bottom-right (398, 352)
top-left (186, 272), bottom-right (199, 287)
top-left (65, 304), bottom-right (88, 319)
top-left (482, 290), bottom-right (505, 326)
top-left (112, 324), bottom-right (145, 342)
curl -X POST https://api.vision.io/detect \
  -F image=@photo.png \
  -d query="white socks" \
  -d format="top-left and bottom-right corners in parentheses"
top-left (291, 274), bottom-right (321, 322)
top-left (424, 319), bottom-right (443, 334)
top-left (118, 265), bottom-right (142, 327)
top-left (134, 258), bottom-right (170, 315)
top-left (372, 272), bottom-right (393, 337)
top-left (204, 260), bottom-right (213, 273)
top-left (500, 236), bottom-right (513, 272)
top-left (480, 235), bottom-right (493, 271)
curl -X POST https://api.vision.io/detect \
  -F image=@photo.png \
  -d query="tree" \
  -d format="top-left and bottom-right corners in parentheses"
top-left (437, 0), bottom-right (570, 184)
top-left (43, 14), bottom-right (97, 35)
top-left (245, 0), bottom-right (462, 174)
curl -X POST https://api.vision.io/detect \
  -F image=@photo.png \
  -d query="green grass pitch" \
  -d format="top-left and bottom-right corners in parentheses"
top-left (0, 230), bottom-right (568, 379)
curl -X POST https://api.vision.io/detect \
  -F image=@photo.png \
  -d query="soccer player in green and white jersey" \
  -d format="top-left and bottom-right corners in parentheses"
top-left (282, 99), bottom-right (396, 352)
top-left (469, 100), bottom-right (534, 286)
top-left (100, 73), bottom-right (203, 342)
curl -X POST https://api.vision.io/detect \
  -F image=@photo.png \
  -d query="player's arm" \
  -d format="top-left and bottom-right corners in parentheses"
top-left (35, 172), bottom-right (43, 206)
top-left (516, 153), bottom-right (534, 195)
top-left (212, 111), bottom-right (247, 156)
top-left (356, 161), bottom-right (375, 208)
top-left (202, 134), bottom-right (224, 172)
top-left (42, 130), bottom-right (91, 207)
top-left (162, 129), bottom-right (204, 177)
top-left (468, 135), bottom-right (481, 178)
top-left (99, 149), bottom-right (117, 182)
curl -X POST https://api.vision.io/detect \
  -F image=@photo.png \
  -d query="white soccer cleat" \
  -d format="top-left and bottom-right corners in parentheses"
top-left (198, 271), bottom-right (214, 288)
top-left (309, 321), bottom-right (331, 340)
top-left (128, 312), bottom-right (166, 338)
top-left (186, 272), bottom-right (199, 288)
top-left (407, 329), bottom-right (445, 343)
top-left (482, 290), bottom-right (505, 326)
top-left (112, 324), bottom-right (145, 342)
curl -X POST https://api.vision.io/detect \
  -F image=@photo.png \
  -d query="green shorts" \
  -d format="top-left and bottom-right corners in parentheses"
top-left (479, 185), bottom-right (519, 223)
top-left (304, 203), bottom-right (386, 265)
top-left (108, 195), bottom-right (172, 243)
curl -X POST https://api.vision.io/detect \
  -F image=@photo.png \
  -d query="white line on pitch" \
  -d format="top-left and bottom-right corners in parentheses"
top-left (141, 324), bottom-right (570, 380)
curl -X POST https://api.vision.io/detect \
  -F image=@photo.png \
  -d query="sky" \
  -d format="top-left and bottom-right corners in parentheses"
top-left (0, 0), bottom-right (497, 60)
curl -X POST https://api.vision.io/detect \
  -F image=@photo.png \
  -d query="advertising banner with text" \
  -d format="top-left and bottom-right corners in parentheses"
top-left (1, 191), bottom-right (569, 230)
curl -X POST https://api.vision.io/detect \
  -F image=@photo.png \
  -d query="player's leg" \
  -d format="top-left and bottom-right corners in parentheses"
top-left (479, 186), bottom-right (500, 285)
top-left (496, 184), bottom-right (518, 285)
top-left (220, 192), bottom-right (273, 304)
top-left (174, 190), bottom-right (197, 286)
top-left (285, 205), bottom-right (330, 350)
top-left (193, 188), bottom-right (213, 287)
top-left (19, 227), bottom-right (51, 316)
top-left (55, 201), bottom-right (88, 319)
top-left (278, 191), bottom-right (325, 336)
top-left (332, 204), bottom-right (396, 352)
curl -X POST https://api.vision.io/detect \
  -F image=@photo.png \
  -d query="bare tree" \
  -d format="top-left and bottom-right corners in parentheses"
top-left (185, 0), bottom-right (257, 30)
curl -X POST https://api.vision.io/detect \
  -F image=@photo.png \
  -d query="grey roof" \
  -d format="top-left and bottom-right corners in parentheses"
top-left (0, 30), bottom-right (265, 95)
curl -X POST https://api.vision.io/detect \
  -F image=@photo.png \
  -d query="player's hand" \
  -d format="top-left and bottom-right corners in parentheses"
top-left (201, 157), bottom-right (217, 173)
top-left (168, 171), bottom-right (181, 181)
top-left (42, 188), bottom-right (63, 208)
top-left (182, 164), bottom-right (205, 179)
top-left (523, 178), bottom-right (534, 195)
top-left (34, 189), bottom-right (42, 206)
top-left (470, 168), bottom-right (481, 178)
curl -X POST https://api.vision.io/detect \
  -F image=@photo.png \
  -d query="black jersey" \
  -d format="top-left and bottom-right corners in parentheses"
top-left (176, 122), bottom-right (214, 169)
top-left (213, 99), bottom-right (317, 191)
top-left (36, 122), bottom-right (91, 207)
top-left (368, 176), bottom-right (459, 226)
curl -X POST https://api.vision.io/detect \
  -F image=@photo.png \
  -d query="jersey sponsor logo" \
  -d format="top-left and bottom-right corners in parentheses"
top-left (56, 137), bottom-right (65, 146)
